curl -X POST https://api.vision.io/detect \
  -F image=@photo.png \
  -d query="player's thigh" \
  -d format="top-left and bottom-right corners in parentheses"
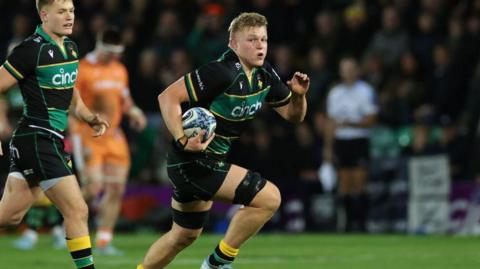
top-left (212, 164), bottom-right (248, 203)
top-left (0, 175), bottom-right (41, 221)
top-left (213, 164), bottom-right (276, 208)
top-left (102, 134), bottom-right (130, 193)
top-left (103, 163), bottom-right (129, 183)
top-left (102, 132), bottom-right (130, 177)
top-left (103, 164), bottom-right (129, 196)
top-left (170, 199), bottom-right (213, 232)
top-left (82, 135), bottom-right (105, 181)
top-left (82, 164), bottom-right (104, 197)
top-left (44, 175), bottom-right (88, 217)
top-left (171, 199), bottom-right (213, 212)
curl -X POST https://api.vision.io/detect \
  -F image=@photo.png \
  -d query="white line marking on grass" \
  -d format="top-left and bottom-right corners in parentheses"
top-left (99, 255), bottom-right (376, 266)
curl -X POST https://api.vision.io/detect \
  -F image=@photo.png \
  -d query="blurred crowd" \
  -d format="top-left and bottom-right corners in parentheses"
top-left (1, 0), bottom-right (480, 231)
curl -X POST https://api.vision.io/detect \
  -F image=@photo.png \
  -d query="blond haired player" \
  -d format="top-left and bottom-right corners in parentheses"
top-left (0, 1), bottom-right (109, 268)
top-left (72, 26), bottom-right (146, 255)
top-left (137, 12), bottom-right (309, 269)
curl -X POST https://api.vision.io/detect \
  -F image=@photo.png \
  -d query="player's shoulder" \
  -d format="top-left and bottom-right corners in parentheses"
top-left (258, 60), bottom-right (280, 80)
top-left (12, 33), bottom-right (45, 52)
top-left (111, 60), bottom-right (128, 73)
top-left (198, 58), bottom-right (236, 82)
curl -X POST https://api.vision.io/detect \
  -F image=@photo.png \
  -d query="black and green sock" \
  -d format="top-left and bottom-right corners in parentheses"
top-left (207, 240), bottom-right (239, 267)
top-left (66, 236), bottom-right (95, 269)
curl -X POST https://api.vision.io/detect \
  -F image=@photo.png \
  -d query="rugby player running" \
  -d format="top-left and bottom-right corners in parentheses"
top-left (137, 12), bottom-right (309, 269)
top-left (0, 1), bottom-right (108, 268)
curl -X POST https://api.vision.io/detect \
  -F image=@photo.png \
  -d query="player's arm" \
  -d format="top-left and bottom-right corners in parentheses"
top-left (70, 89), bottom-right (109, 137)
top-left (0, 67), bottom-right (18, 155)
top-left (0, 66), bottom-right (19, 93)
top-left (158, 78), bottom-right (213, 152)
top-left (123, 92), bottom-right (147, 131)
top-left (273, 72), bottom-right (310, 123)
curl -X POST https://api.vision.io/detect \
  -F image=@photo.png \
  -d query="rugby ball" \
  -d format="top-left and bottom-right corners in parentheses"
top-left (182, 107), bottom-right (216, 142)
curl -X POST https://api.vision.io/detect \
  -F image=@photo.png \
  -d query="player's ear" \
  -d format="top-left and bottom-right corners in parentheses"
top-left (40, 9), bottom-right (48, 22)
top-left (229, 36), bottom-right (237, 51)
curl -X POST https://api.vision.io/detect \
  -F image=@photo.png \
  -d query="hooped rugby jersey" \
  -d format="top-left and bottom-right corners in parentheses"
top-left (2, 25), bottom-right (79, 136)
top-left (184, 49), bottom-right (292, 155)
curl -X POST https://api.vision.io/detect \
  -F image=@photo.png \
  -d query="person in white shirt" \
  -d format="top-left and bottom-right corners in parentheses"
top-left (324, 56), bottom-right (378, 232)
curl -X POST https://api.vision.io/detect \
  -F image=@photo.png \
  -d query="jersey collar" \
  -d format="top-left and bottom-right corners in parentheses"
top-left (218, 49), bottom-right (238, 61)
top-left (35, 25), bottom-right (61, 45)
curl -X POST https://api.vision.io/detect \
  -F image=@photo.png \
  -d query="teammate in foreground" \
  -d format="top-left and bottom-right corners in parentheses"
top-left (72, 26), bottom-right (146, 255)
top-left (0, 1), bottom-right (108, 268)
top-left (137, 12), bottom-right (309, 269)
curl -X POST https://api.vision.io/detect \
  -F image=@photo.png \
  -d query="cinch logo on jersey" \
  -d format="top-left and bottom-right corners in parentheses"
top-left (231, 101), bottom-right (262, 118)
top-left (52, 68), bottom-right (77, 86)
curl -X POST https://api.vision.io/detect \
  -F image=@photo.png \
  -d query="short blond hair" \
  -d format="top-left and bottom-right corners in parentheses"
top-left (228, 12), bottom-right (267, 38)
top-left (36, 0), bottom-right (71, 14)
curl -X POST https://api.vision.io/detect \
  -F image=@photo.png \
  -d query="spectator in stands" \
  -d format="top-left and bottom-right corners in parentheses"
top-left (366, 6), bottom-right (409, 71)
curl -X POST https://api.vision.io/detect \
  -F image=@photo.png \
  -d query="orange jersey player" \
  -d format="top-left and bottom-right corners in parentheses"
top-left (73, 26), bottom-right (146, 255)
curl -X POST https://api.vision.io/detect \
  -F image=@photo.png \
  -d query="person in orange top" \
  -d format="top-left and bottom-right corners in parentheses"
top-left (73, 27), bottom-right (146, 255)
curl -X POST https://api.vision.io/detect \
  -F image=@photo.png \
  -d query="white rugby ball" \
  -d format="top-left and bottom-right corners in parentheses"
top-left (182, 107), bottom-right (216, 142)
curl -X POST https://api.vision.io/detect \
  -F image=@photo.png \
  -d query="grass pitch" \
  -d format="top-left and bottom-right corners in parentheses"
top-left (0, 233), bottom-right (478, 269)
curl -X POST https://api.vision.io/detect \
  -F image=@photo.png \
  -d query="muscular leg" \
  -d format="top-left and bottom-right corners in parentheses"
top-left (44, 175), bottom-right (89, 238)
top-left (214, 165), bottom-right (281, 248)
top-left (141, 200), bottom-right (213, 269)
top-left (97, 164), bottom-right (128, 230)
top-left (82, 165), bottom-right (104, 202)
top-left (195, 165), bottom-right (281, 269)
top-left (44, 175), bottom-right (95, 268)
top-left (0, 175), bottom-right (41, 228)
top-left (94, 164), bottom-right (128, 251)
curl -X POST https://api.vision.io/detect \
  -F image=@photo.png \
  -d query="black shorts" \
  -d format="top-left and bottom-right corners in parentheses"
top-left (167, 149), bottom-right (231, 203)
top-left (334, 138), bottom-right (370, 168)
top-left (9, 126), bottom-right (73, 188)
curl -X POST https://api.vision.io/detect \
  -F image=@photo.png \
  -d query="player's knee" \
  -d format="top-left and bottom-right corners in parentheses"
top-left (63, 200), bottom-right (89, 223)
top-left (0, 212), bottom-right (24, 227)
top-left (261, 183), bottom-right (281, 214)
top-left (105, 183), bottom-right (126, 199)
top-left (86, 181), bottom-right (103, 197)
top-left (170, 228), bottom-right (201, 249)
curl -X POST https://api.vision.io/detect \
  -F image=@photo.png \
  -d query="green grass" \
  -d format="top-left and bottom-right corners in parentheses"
top-left (1, 233), bottom-right (479, 269)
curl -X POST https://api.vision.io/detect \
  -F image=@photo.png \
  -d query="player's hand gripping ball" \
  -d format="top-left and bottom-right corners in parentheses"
top-left (182, 107), bottom-right (216, 142)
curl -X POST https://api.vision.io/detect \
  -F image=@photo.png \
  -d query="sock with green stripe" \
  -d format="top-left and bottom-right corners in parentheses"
top-left (207, 240), bottom-right (239, 267)
top-left (67, 236), bottom-right (95, 269)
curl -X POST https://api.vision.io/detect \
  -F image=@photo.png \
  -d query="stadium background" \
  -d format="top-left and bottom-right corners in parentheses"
top-left (1, 0), bottom-right (480, 237)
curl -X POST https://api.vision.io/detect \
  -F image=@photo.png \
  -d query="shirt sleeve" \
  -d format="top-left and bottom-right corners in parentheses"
top-left (2, 42), bottom-right (37, 81)
top-left (183, 62), bottom-right (232, 105)
top-left (264, 65), bottom-right (292, 108)
top-left (361, 84), bottom-right (379, 116)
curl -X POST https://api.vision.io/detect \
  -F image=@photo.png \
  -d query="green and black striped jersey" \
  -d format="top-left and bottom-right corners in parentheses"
top-left (184, 49), bottom-right (292, 155)
top-left (2, 25), bottom-right (79, 136)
